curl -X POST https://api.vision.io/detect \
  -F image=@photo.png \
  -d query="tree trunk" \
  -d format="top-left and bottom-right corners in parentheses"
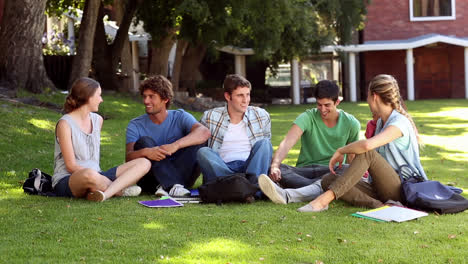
top-left (246, 57), bottom-right (269, 102)
top-left (114, 0), bottom-right (134, 93)
top-left (148, 32), bottom-right (176, 76)
top-left (92, 2), bottom-right (117, 91)
top-left (171, 39), bottom-right (188, 92)
top-left (68, 0), bottom-right (100, 88)
top-left (0, 0), bottom-right (55, 96)
top-left (93, 0), bottom-right (141, 91)
top-left (180, 43), bottom-right (207, 96)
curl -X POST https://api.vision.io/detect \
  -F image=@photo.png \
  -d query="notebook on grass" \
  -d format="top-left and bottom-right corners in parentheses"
top-left (172, 197), bottom-right (201, 203)
top-left (353, 205), bottom-right (428, 222)
top-left (139, 197), bottom-right (183, 208)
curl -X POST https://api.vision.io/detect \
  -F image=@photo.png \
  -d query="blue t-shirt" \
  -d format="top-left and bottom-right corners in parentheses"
top-left (375, 110), bottom-right (427, 180)
top-left (126, 109), bottom-right (197, 145)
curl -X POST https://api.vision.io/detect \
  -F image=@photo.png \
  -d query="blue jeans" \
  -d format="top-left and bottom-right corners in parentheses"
top-left (134, 136), bottom-right (201, 193)
top-left (197, 139), bottom-right (273, 184)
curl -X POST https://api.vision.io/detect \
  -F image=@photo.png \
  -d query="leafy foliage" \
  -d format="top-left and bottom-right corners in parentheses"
top-left (42, 24), bottom-right (78, 56)
top-left (136, 0), bottom-right (367, 66)
top-left (46, 0), bottom-right (85, 16)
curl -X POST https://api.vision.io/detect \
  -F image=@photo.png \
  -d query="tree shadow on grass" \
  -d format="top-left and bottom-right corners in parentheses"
top-left (420, 143), bottom-right (468, 188)
top-left (415, 115), bottom-right (468, 137)
top-left (405, 99), bottom-right (468, 114)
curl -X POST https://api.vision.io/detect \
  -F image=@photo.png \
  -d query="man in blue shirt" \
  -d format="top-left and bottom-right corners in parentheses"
top-left (197, 74), bottom-right (273, 189)
top-left (126, 75), bottom-right (210, 197)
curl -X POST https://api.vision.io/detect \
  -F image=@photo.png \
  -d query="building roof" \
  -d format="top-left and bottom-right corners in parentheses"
top-left (217, 45), bottom-right (255, 55)
top-left (321, 34), bottom-right (468, 52)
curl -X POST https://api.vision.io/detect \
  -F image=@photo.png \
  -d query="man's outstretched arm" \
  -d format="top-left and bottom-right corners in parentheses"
top-left (269, 124), bottom-right (303, 182)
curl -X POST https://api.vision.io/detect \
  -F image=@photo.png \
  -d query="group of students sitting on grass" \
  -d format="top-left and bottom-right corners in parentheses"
top-left (52, 73), bottom-right (426, 213)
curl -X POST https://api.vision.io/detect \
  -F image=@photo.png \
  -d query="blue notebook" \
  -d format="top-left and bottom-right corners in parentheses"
top-left (138, 197), bottom-right (183, 208)
top-left (190, 189), bottom-right (199, 197)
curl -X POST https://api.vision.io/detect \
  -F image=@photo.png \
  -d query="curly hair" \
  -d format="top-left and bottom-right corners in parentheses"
top-left (139, 75), bottom-right (173, 108)
top-left (63, 77), bottom-right (100, 113)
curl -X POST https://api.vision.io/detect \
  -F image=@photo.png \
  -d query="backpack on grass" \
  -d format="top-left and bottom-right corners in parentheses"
top-left (198, 173), bottom-right (259, 205)
top-left (23, 168), bottom-right (55, 196)
top-left (398, 165), bottom-right (468, 214)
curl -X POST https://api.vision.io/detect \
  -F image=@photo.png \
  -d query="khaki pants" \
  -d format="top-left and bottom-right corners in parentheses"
top-left (322, 149), bottom-right (402, 208)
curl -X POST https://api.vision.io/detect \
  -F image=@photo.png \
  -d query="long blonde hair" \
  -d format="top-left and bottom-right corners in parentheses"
top-left (368, 74), bottom-right (421, 144)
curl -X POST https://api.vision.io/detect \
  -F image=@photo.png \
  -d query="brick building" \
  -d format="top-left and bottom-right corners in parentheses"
top-left (324, 0), bottom-right (468, 101)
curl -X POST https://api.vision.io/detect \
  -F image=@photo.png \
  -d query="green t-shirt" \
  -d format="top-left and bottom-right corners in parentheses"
top-left (294, 108), bottom-right (360, 167)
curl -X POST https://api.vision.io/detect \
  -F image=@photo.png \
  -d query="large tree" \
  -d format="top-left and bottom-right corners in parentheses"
top-left (47, 0), bottom-right (143, 91)
top-left (92, 0), bottom-right (142, 91)
top-left (0, 0), bottom-right (55, 96)
top-left (113, 0), bottom-right (135, 92)
top-left (136, 0), bottom-right (180, 77)
top-left (136, 0), bottom-right (246, 92)
top-left (67, 0), bottom-right (100, 88)
top-left (137, 0), bottom-right (368, 94)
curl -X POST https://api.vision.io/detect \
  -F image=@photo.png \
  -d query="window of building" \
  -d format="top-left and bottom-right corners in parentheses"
top-left (410, 0), bottom-right (455, 21)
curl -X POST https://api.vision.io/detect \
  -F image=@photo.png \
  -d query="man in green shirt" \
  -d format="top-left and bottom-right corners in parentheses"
top-left (259, 80), bottom-right (360, 204)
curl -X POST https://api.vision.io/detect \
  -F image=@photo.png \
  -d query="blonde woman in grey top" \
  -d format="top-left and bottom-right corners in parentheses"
top-left (53, 77), bottom-right (151, 201)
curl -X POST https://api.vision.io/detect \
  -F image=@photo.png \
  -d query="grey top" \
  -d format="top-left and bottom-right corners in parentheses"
top-left (52, 113), bottom-right (102, 187)
top-left (375, 110), bottom-right (427, 180)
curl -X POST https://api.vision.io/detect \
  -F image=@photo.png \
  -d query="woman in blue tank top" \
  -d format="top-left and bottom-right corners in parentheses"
top-left (53, 77), bottom-right (150, 201)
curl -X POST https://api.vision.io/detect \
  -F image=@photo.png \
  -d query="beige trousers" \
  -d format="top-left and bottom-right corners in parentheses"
top-left (322, 149), bottom-right (402, 208)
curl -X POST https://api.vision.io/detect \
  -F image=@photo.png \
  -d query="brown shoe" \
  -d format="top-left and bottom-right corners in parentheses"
top-left (245, 195), bottom-right (255, 203)
top-left (86, 190), bottom-right (105, 202)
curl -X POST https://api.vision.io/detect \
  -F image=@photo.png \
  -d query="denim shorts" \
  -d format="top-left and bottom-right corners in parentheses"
top-left (54, 166), bottom-right (118, 197)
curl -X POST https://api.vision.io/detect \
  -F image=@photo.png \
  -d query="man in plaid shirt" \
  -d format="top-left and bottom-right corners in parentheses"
top-left (197, 74), bottom-right (273, 191)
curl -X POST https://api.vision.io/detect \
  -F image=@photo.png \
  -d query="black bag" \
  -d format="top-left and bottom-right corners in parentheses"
top-left (198, 173), bottom-right (259, 204)
top-left (23, 168), bottom-right (55, 196)
top-left (398, 165), bottom-right (468, 214)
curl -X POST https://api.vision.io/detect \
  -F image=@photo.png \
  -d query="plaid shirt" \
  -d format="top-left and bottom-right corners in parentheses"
top-left (200, 105), bottom-right (271, 152)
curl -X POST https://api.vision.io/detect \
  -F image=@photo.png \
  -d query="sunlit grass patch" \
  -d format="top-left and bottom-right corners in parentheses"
top-left (166, 238), bottom-right (253, 264)
top-left (28, 118), bottom-right (55, 131)
top-left (425, 108), bottom-right (468, 119)
top-left (143, 222), bottom-right (165, 230)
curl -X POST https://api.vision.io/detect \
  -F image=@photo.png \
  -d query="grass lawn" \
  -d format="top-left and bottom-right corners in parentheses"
top-left (0, 92), bottom-right (467, 264)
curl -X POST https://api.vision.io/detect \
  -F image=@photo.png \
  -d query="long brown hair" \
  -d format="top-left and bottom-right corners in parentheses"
top-left (368, 74), bottom-right (421, 144)
top-left (63, 77), bottom-right (100, 113)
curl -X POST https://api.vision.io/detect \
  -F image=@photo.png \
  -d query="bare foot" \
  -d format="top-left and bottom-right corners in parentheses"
top-left (309, 190), bottom-right (335, 210)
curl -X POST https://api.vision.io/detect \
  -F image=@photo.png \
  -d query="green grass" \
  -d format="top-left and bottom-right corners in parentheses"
top-left (1, 93), bottom-right (467, 264)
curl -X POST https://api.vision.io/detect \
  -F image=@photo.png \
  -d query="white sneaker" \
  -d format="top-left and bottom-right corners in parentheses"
top-left (122, 185), bottom-right (142, 197)
top-left (155, 185), bottom-right (169, 197)
top-left (258, 174), bottom-right (287, 204)
top-left (168, 184), bottom-right (190, 197)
